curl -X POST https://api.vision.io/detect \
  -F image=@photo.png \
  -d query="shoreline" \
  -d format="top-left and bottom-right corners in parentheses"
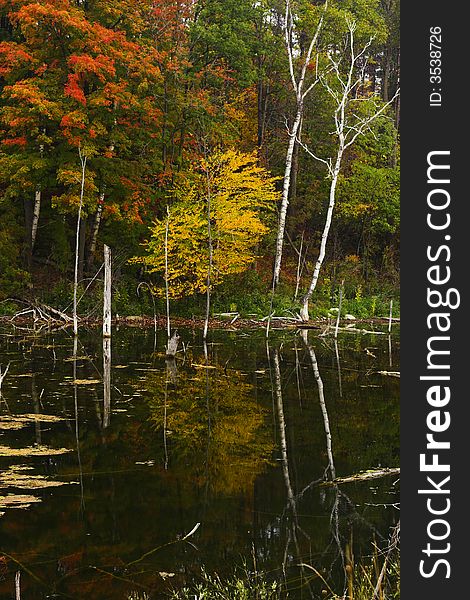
top-left (0, 313), bottom-right (399, 332)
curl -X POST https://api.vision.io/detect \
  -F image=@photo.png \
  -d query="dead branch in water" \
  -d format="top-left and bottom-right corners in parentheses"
top-left (320, 467), bottom-right (400, 486)
top-left (10, 300), bottom-right (72, 326)
top-left (376, 370), bottom-right (400, 378)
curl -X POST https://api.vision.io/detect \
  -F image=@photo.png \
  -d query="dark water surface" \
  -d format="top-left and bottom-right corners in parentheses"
top-left (0, 325), bottom-right (399, 599)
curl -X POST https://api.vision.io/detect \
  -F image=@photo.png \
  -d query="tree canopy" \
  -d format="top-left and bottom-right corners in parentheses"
top-left (0, 0), bottom-right (400, 316)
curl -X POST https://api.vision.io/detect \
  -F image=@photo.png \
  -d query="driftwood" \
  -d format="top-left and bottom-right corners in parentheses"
top-left (10, 301), bottom-right (71, 324)
top-left (320, 467), bottom-right (400, 487)
top-left (165, 331), bottom-right (180, 357)
top-left (377, 370), bottom-right (400, 378)
top-left (38, 303), bottom-right (72, 322)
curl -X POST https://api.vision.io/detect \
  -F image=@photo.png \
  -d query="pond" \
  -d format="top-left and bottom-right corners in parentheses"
top-left (0, 324), bottom-right (399, 599)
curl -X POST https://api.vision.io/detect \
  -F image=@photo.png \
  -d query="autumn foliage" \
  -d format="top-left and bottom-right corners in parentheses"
top-left (0, 0), bottom-right (400, 307)
top-left (134, 150), bottom-right (280, 298)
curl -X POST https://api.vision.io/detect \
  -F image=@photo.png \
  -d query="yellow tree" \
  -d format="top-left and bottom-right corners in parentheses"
top-left (135, 150), bottom-right (279, 299)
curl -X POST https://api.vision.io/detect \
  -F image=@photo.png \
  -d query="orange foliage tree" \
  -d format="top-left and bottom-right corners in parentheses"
top-left (0, 0), bottom-right (164, 265)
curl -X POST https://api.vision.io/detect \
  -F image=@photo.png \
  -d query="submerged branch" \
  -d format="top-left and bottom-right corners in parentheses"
top-left (320, 467), bottom-right (400, 487)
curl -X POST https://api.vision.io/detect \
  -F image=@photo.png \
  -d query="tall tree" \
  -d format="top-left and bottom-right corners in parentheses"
top-left (272, 0), bottom-right (328, 288)
top-left (298, 18), bottom-right (399, 320)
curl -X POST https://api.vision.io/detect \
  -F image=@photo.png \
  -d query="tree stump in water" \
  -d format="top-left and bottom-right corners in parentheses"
top-left (165, 357), bottom-right (178, 383)
top-left (165, 331), bottom-right (180, 358)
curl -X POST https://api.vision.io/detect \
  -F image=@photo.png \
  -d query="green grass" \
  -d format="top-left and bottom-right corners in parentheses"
top-left (168, 567), bottom-right (283, 600)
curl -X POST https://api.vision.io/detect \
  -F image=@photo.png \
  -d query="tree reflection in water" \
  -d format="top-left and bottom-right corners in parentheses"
top-left (0, 327), bottom-right (398, 598)
top-left (262, 331), bottom-right (393, 598)
top-left (146, 349), bottom-right (274, 496)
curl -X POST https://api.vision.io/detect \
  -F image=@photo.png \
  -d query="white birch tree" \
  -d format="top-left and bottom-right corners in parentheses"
top-left (31, 188), bottom-right (41, 251)
top-left (73, 147), bottom-right (87, 336)
top-left (298, 18), bottom-right (399, 321)
top-left (31, 138), bottom-right (45, 251)
top-left (87, 190), bottom-right (104, 269)
top-left (272, 0), bottom-right (328, 287)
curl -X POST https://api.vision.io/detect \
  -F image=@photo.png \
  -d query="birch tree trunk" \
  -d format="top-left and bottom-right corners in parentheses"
top-left (273, 106), bottom-right (302, 287)
top-left (300, 157), bottom-right (342, 321)
top-left (294, 230), bottom-right (305, 301)
top-left (73, 149), bottom-right (87, 337)
top-left (87, 194), bottom-right (104, 269)
top-left (272, 0), bottom-right (328, 287)
top-left (298, 19), bottom-right (399, 321)
top-left (78, 216), bottom-right (86, 282)
top-left (31, 189), bottom-right (41, 251)
top-left (31, 140), bottom-right (44, 253)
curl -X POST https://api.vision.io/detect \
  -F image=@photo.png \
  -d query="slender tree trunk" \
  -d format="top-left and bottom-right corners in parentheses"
top-left (290, 119), bottom-right (302, 205)
top-left (391, 93), bottom-right (400, 166)
top-left (296, 21), bottom-right (399, 322)
top-left (382, 46), bottom-right (393, 103)
top-left (294, 230), bottom-right (304, 301)
top-left (272, 0), bottom-right (328, 287)
top-left (78, 216), bottom-right (86, 281)
top-left (73, 151), bottom-right (87, 337)
top-left (300, 156), bottom-right (342, 321)
top-left (31, 138), bottom-right (44, 254)
top-left (31, 189), bottom-right (41, 251)
top-left (273, 104), bottom-right (303, 287)
top-left (87, 194), bottom-right (103, 270)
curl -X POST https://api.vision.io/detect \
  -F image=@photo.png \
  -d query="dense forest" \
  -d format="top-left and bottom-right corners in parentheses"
top-left (0, 0), bottom-right (400, 321)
